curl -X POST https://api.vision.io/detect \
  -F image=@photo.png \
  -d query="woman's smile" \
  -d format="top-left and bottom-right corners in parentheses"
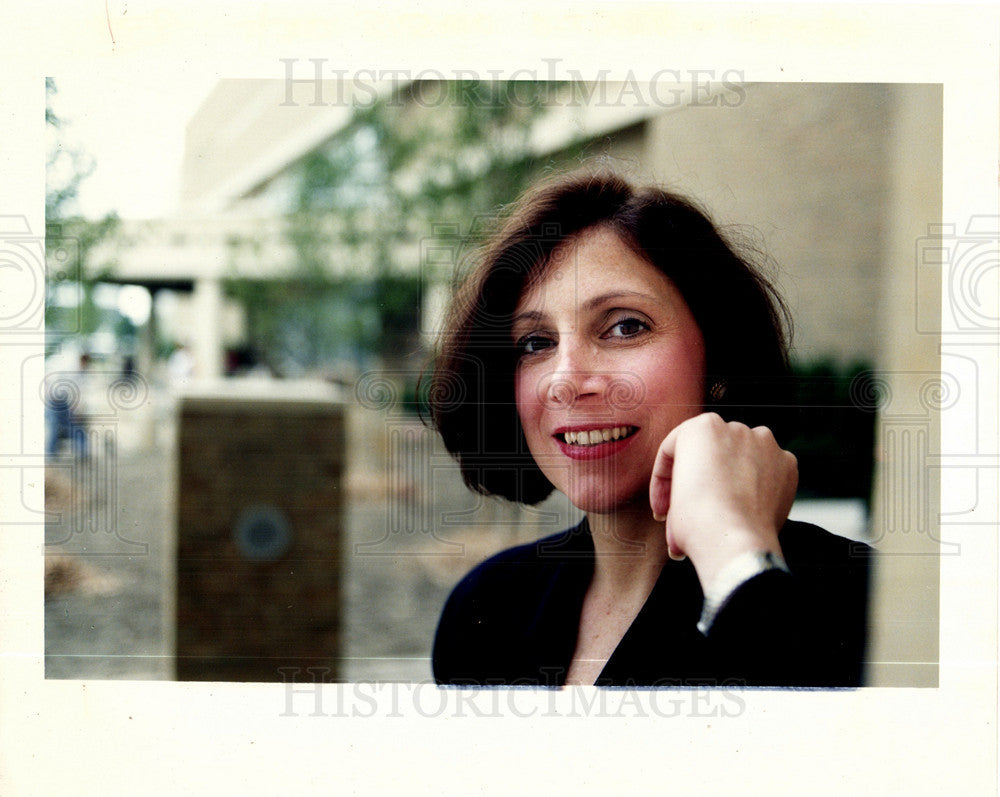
top-left (556, 425), bottom-right (638, 446)
top-left (553, 424), bottom-right (640, 459)
top-left (512, 225), bottom-right (707, 513)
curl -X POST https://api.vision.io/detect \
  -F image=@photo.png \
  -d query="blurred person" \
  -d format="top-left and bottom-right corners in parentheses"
top-left (121, 354), bottom-right (137, 383)
top-left (45, 350), bottom-right (91, 459)
top-left (428, 171), bottom-right (871, 687)
top-left (167, 342), bottom-right (195, 388)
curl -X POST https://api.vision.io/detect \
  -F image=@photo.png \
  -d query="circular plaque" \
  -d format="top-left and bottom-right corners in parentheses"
top-left (234, 505), bottom-right (292, 561)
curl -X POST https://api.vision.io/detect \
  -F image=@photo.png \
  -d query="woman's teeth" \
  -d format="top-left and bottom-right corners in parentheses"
top-left (561, 426), bottom-right (635, 446)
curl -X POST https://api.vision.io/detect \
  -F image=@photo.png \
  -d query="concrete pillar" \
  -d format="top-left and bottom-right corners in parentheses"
top-left (191, 277), bottom-right (224, 379)
top-left (135, 296), bottom-right (157, 450)
top-left (866, 85), bottom-right (943, 687)
top-left (137, 288), bottom-right (158, 381)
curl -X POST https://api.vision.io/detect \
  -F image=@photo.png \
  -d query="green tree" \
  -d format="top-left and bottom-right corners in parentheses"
top-left (45, 77), bottom-right (121, 350)
top-left (226, 80), bottom-right (583, 377)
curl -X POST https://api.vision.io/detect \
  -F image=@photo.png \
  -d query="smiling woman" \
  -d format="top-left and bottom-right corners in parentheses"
top-left (512, 228), bottom-right (707, 519)
top-left (427, 171), bottom-right (871, 688)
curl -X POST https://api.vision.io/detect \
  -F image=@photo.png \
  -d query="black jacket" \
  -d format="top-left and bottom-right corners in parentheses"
top-left (433, 519), bottom-right (871, 687)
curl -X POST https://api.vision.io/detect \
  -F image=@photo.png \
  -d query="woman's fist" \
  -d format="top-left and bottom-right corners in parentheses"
top-left (649, 412), bottom-right (798, 589)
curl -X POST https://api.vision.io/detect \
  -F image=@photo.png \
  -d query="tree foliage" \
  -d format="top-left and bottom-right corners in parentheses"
top-left (785, 358), bottom-right (877, 500)
top-left (45, 78), bottom-right (121, 347)
top-left (228, 80), bottom-right (581, 374)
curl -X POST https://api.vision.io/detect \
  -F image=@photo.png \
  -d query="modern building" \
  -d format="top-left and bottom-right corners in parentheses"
top-left (88, 78), bottom-right (944, 686)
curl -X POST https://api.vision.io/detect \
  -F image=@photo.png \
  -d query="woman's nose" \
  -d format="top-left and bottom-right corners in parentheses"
top-left (539, 339), bottom-right (645, 412)
top-left (541, 338), bottom-right (605, 407)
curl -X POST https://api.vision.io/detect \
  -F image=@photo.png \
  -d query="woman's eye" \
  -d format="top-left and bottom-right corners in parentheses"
top-left (606, 317), bottom-right (649, 338)
top-left (517, 335), bottom-right (555, 355)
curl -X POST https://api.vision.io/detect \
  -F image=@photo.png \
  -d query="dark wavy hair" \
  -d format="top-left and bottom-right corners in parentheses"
top-left (427, 170), bottom-right (792, 505)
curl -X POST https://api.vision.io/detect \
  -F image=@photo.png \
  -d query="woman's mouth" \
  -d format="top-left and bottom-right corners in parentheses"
top-left (556, 425), bottom-right (637, 447)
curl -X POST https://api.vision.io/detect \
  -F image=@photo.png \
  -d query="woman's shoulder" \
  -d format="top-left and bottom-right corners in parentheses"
top-left (448, 521), bottom-right (591, 597)
top-left (779, 519), bottom-right (875, 566)
top-left (432, 522), bottom-right (591, 684)
top-left (777, 519), bottom-right (873, 612)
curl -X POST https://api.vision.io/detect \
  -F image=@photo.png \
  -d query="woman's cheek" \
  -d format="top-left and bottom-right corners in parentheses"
top-left (513, 369), bottom-right (536, 426)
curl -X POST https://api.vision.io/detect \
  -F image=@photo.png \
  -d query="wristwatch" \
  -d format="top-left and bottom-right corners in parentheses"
top-left (697, 550), bottom-right (790, 635)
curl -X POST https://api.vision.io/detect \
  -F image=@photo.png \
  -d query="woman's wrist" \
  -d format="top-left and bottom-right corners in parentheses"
top-left (681, 523), bottom-right (783, 589)
top-left (696, 548), bottom-right (789, 635)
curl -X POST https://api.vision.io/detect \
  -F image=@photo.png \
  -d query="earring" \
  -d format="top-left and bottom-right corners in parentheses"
top-left (709, 380), bottom-right (727, 402)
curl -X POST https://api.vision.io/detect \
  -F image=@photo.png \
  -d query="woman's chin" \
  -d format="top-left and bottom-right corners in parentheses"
top-left (566, 488), bottom-right (649, 518)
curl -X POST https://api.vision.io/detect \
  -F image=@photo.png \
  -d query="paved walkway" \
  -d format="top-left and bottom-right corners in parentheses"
top-left (44, 387), bottom-right (577, 682)
top-left (44, 379), bottom-right (865, 682)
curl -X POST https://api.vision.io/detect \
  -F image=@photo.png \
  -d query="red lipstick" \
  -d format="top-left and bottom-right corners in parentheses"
top-left (552, 424), bottom-right (638, 460)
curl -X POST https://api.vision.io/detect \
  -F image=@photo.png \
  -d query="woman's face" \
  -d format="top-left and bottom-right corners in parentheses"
top-left (512, 226), bottom-right (706, 514)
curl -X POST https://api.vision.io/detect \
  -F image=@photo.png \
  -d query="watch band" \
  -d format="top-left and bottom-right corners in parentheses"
top-left (697, 550), bottom-right (790, 635)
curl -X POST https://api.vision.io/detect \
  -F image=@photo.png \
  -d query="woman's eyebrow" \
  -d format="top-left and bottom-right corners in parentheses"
top-left (582, 290), bottom-right (661, 311)
top-left (512, 291), bottom-right (662, 329)
top-left (511, 309), bottom-right (546, 328)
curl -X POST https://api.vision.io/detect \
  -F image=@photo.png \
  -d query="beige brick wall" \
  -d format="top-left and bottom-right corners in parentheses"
top-left (599, 83), bottom-right (899, 367)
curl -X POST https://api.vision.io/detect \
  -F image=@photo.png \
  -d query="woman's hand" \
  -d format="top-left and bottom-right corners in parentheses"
top-left (648, 412), bottom-right (798, 590)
